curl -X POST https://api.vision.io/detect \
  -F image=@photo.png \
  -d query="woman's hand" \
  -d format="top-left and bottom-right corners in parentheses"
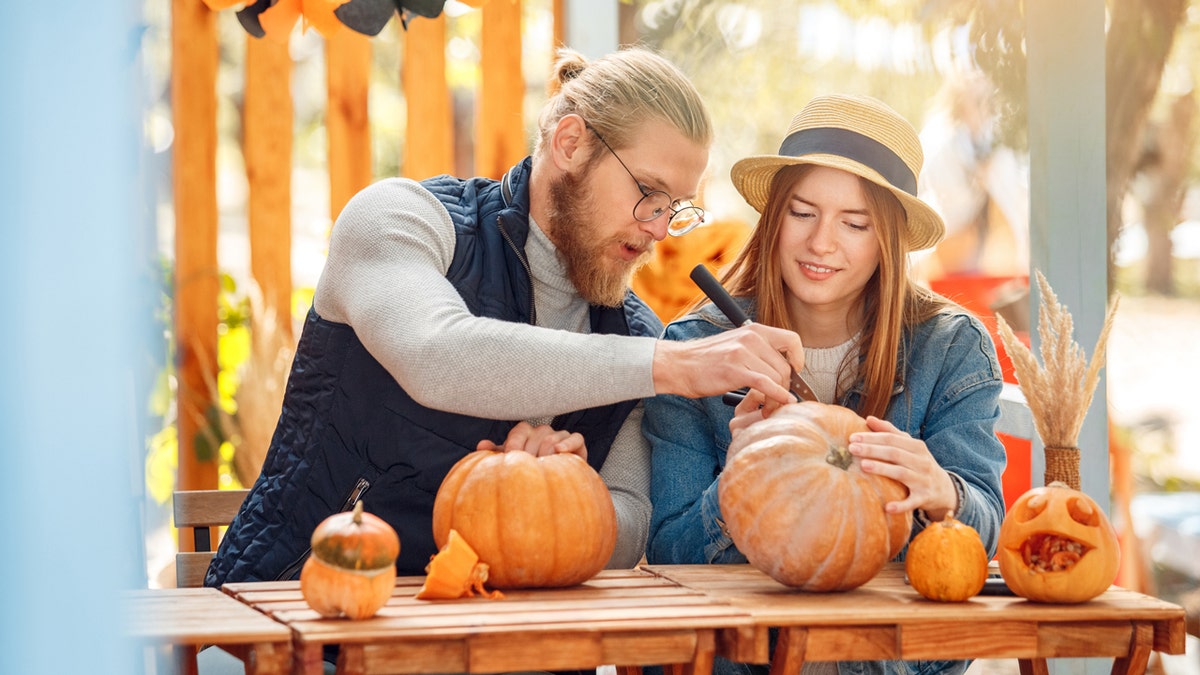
top-left (726, 389), bottom-right (786, 463)
top-left (477, 421), bottom-right (587, 461)
top-left (848, 416), bottom-right (957, 520)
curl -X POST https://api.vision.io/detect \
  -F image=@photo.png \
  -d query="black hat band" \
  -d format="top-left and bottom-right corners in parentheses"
top-left (777, 127), bottom-right (917, 196)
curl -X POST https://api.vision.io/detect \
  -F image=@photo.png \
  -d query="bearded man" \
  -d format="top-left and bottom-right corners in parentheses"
top-left (206, 46), bottom-right (806, 589)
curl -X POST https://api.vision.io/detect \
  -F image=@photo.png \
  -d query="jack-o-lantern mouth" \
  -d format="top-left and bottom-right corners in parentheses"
top-left (1017, 532), bottom-right (1091, 572)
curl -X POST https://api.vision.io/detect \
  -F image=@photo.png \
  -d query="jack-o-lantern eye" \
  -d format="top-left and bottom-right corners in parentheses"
top-left (1013, 492), bottom-right (1048, 522)
top-left (1066, 495), bottom-right (1099, 526)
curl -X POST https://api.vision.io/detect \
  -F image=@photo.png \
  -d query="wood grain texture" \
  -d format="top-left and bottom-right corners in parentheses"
top-left (245, 34), bottom-right (293, 333)
top-left (125, 587), bottom-right (291, 675)
top-left (214, 564), bottom-right (1186, 675)
top-left (234, 569), bottom-right (742, 675)
top-left (403, 14), bottom-right (453, 181)
top-left (327, 29), bottom-right (372, 222)
top-left (476, 0), bottom-right (524, 179)
top-left (171, 0), bottom-right (220, 498)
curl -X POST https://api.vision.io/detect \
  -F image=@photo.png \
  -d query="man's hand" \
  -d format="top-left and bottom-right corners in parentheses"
top-left (476, 421), bottom-right (587, 461)
top-left (652, 323), bottom-right (804, 405)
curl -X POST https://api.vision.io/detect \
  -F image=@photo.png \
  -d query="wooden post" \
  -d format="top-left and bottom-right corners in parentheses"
top-left (477, 0), bottom-right (524, 179)
top-left (245, 35), bottom-right (294, 339)
top-left (171, 0), bottom-right (221, 505)
top-left (553, 0), bottom-right (564, 49)
top-left (403, 15), bottom-right (454, 180)
top-left (327, 30), bottom-right (373, 223)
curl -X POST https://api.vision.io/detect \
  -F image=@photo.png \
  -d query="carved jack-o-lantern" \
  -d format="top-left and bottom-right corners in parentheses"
top-left (997, 482), bottom-right (1120, 603)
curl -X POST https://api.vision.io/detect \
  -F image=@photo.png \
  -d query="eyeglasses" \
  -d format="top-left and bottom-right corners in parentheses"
top-left (587, 125), bottom-right (705, 237)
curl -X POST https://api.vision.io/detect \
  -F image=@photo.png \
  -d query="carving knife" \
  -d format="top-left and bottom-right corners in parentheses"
top-left (689, 264), bottom-right (818, 404)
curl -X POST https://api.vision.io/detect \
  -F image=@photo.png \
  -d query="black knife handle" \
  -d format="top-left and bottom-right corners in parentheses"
top-left (690, 264), bottom-right (751, 326)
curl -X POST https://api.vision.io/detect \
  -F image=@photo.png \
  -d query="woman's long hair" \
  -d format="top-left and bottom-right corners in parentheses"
top-left (719, 164), bottom-right (950, 419)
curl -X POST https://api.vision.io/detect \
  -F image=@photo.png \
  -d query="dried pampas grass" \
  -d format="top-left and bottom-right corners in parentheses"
top-left (231, 284), bottom-right (296, 486)
top-left (995, 270), bottom-right (1118, 489)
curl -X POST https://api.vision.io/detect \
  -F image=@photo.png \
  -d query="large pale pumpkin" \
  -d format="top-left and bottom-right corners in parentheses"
top-left (718, 401), bottom-right (912, 591)
top-left (432, 449), bottom-right (617, 589)
top-left (300, 501), bottom-right (400, 619)
top-left (997, 482), bottom-right (1120, 603)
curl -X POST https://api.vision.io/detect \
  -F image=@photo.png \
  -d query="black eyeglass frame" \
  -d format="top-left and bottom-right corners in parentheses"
top-left (586, 125), bottom-right (705, 237)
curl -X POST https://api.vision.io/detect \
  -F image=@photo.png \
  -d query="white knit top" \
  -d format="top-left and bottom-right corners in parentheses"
top-left (801, 335), bottom-right (859, 404)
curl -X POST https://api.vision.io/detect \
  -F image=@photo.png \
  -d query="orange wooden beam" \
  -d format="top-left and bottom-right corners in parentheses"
top-left (327, 30), bottom-right (373, 223)
top-left (477, 0), bottom-right (524, 179)
top-left (553, 0), bottom-right (564, 49)
top-left (403, 15), bottom-right (454, 180)
top-left (245, 35), bottom-right (294, 340)
top-left (171, 0), bottom-right (221, 500)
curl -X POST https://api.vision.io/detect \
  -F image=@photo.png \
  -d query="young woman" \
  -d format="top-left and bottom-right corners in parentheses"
top-left (643, 94), bottom-right (1007, 675)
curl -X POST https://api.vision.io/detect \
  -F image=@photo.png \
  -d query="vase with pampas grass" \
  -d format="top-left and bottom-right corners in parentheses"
top-left (992, 270), bottom-right (1122, 603)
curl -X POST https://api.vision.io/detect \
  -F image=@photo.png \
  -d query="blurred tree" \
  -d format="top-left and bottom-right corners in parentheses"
top-left (1134, 91), bottom-right (1197, 296)
top-left (636, 0), bottom-right (1192, 289)
top-left (922, 0), bottom-right (1189, 288)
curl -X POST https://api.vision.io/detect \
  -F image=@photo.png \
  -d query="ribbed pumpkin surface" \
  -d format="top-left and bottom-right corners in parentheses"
top-left (309, 501), bottom-right (400, 570)
top-left (718, 402), bottom-right (912, 591)
top-left (432, 449), bottom-right (617, 589)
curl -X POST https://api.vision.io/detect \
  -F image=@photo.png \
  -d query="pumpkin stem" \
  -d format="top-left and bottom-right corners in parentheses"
top-left (352, 500), bottom-right (364, 525)
top-left (825, 444), bottom-right (854, 470)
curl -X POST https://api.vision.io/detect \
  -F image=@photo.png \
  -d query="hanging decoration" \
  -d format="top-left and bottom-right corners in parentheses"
top-left (200, 0), bottom-right (485, 40)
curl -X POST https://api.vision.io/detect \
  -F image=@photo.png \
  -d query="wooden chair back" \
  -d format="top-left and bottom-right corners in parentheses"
top-left (172, 489), bottom-right (249, 588)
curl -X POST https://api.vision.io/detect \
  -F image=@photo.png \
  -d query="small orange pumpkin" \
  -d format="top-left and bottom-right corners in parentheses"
top-left (300, 500), bottom-right (400, 619)
top-left (718, 402), bottom-right (912, 591)
top-left (905, 513), bottom-right (989, 602)
top-left (416, 529), bottom-right (503, 600)
top-left (432, 449), bottom-right (616, 589)
top-left (997, 482), bottom-right (1120, 603)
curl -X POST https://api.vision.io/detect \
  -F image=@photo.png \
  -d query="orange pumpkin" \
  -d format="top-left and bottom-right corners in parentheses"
top-left (300, 500), bottom-right (400, 619)
top-left (997, 482), bottom-right (1120, 603)
top-left (718, 402), bottom-right (912, 591)
top-left (416, 528), bottom-right (503, 600)
top-left (905, 513), bottom-right (989, 602)
top-left (631, 217), bottom-right (752, 322)
top-left (432, 449), bottom-right (616, 589)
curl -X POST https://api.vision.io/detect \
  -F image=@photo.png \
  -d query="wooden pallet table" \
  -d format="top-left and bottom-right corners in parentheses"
top-left (641, 563), bottom-right (1188, 675)
top-left (224, 568), bottom-right (753, 675)
top-left (124, 587), bottom-right (292, 675)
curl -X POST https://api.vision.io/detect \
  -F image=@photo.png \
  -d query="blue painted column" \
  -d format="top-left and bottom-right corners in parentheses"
top-left (0, 1), bottom-right (147, 673)
top-left (1026, 2), bottom-right (1109, 674)
top-left (562, 0), bottom-right (619, 59)
top-left (1026, 0), bottom-right (1109, 501)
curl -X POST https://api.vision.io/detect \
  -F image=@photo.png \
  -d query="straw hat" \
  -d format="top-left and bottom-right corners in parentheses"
top-left (730, 94), bottom-right (945, 252)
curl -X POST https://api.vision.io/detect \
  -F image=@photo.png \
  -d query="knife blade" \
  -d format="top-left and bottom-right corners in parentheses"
top-left (689, 264), bottom-right (818, 403)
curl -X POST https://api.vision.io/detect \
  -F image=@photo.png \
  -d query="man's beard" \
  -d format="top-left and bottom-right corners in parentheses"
top-left (545, 168), bottom-right (653, 307)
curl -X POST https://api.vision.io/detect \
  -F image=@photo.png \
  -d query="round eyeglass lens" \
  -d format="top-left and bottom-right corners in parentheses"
top-left (634, 191), bottom-right (672, 222)
top-left (667, 207), bottom-right (705, 236)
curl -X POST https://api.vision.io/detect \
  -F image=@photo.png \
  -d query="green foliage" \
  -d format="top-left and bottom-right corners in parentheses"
top-left (144, 258), bottom-right (310, 504)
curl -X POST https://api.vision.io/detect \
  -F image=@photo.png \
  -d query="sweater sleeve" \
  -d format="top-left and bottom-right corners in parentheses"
top-left (599, 402), bottom-right (652, 569)
top-left (312, 178), bottom-right (658, 420)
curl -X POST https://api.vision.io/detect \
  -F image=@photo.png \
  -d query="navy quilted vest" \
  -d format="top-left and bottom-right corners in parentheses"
top-left (205, 158), bottom-right (662, 585)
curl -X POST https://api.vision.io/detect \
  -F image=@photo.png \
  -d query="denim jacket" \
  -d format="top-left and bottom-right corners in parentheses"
top-left (642, 300), bottom-right (1007, 675)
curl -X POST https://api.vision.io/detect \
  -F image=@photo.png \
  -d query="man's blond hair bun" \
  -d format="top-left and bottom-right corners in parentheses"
top-left (546, 48), bottom-right (588, 97)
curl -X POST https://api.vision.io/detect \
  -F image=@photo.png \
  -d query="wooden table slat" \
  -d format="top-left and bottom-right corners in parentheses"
top-left (124, 587), bottom-right (293, 675)
top-left (212, 563), bottom-right (1187, 675)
